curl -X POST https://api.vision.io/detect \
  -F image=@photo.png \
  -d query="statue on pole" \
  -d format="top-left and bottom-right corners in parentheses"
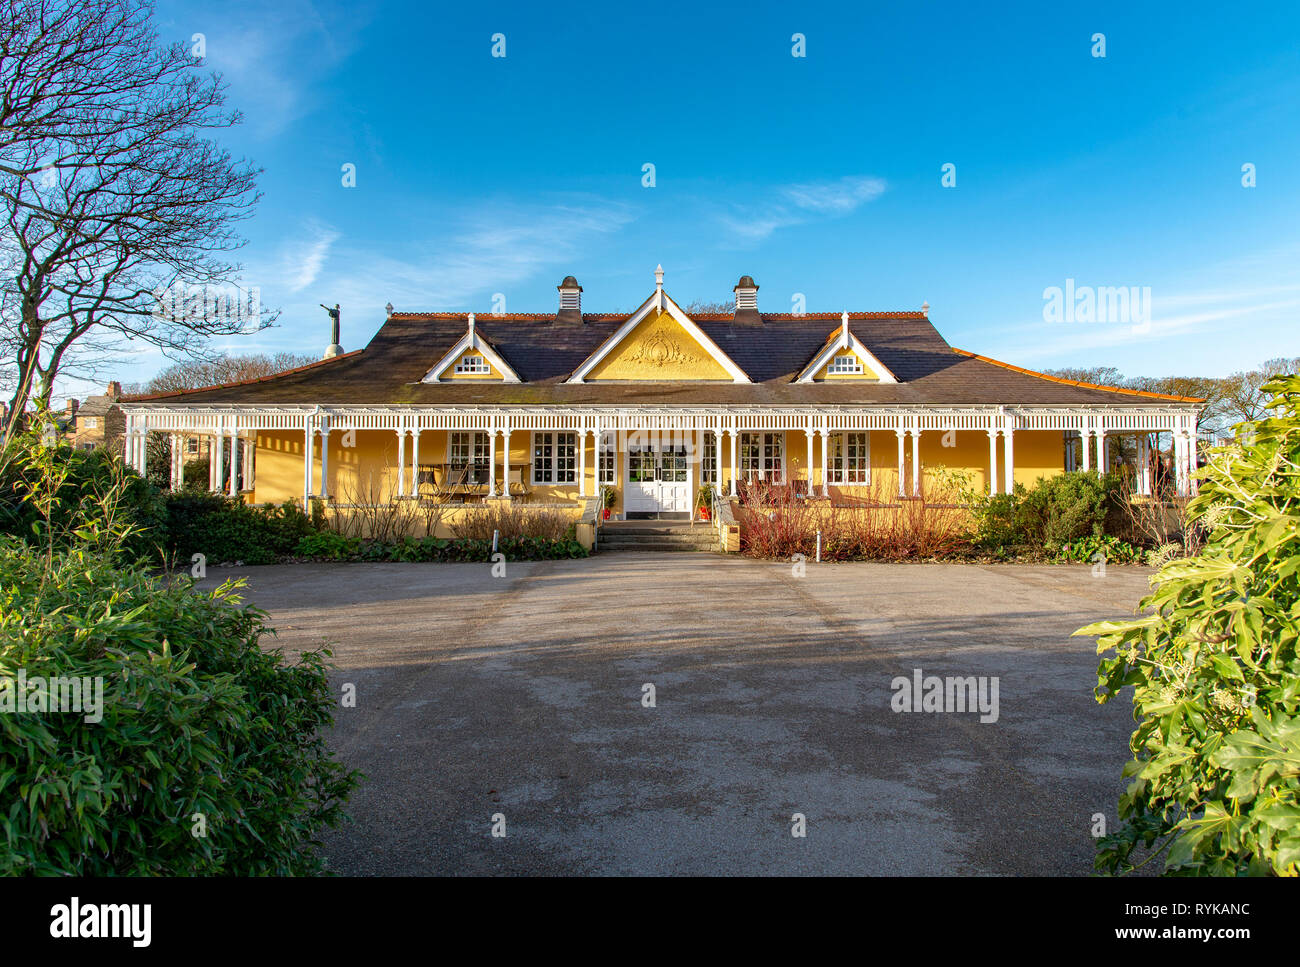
top-left (320, 303), bottom-right (343, 358)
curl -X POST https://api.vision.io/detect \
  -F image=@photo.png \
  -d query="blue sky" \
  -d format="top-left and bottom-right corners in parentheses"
top-left (105, 0), bottom-right (1300, 390)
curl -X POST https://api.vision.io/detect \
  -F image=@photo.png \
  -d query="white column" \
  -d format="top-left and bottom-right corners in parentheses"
top-left (1081, 427), bottom-right (1092, 472)
top-left (243, 438), bottom-right (255, 491)
top-left (896, 429), bottom-right (906, 497)
top-left (820, 429), bottom-right (830, 497)
top-left (1176, 432), bottom-right (1189, 496)
top-left (212, 425), bottom-right (223, 493)
top-left (303, 423), bottom-right (314, 502)
top-left (578, 426), bottom-right (588, 497)
top-left (318, 429), bottom-right (330, 500)
top-left (1099, 430), bottom-right (1108, 472)
top-left (987, 429), bottom-right (999, 496)
top-left (409, 425), bottom-right (420, 496)
top-left (227, 428), bottom-right (240, 497)
top-left (805, 427), bottom-right (815, 496)
top-left (1139, 435), bottom-right (1150, 495)
top-left (729, 429), bottom-right (738, 497)
top-left (911, 427), bottom-right (921, 497)
top-left (1188, 432), bottom-right (1199, 495)
top-left (488, 428), bottom-right (498, 497)
top-left (396, 426), bottom-right (406, 498)
top-left (502, 429), bottom-right (513, 501)
top-left (1002, 424), bottom-right (1014, 495)
top-left (210, 435), bottom-right (218, 491)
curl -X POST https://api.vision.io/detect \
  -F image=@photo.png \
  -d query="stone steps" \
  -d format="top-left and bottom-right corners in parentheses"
top-left (597, 520), bottom-right (719, 552)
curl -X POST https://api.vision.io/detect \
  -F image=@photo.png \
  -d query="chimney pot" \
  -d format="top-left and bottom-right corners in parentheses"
top-left (106, 381), bottom-right (121, 399)
top-left (732, 275), bottom-right (761, 324)
top-left (556, 276), bottom-right (583, 322)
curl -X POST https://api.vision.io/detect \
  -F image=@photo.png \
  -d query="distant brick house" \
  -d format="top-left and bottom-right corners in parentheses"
top-left (62, 381), bottom-right (210, 463)
top-left (62, 382), bottom-right (126, 452)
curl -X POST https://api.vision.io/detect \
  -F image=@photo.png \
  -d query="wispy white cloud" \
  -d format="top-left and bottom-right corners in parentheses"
top-left (182, 1), bottom-right (364, 137)
top-left (344, 199), bottom-right (638, 310)
top-left (279, 221), bottom-right (340, 293)
top-left (229, 196), bottom-right (638, 353)
top-left (782, 176), bottom-right (886, 214)
top-left (981, 287), bottom-right (1300, 368)
top-left (716, 174), bottom-right (887, 244)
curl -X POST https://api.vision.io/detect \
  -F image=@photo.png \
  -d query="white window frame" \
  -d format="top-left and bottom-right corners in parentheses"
top-left (532, 431), bottom-right (577, 485)
top-left (454, 354), bottom-right (490, 375)
top-left (829, 431), bottom-right (871, 484)
top-left (740, 432), bottom-right (784, 483)
top-left (448, 431), bottom-right (490, 468)
top-left (186, 437), bottom-right (199, 454)
top-left (598, 434), bottom-right (617, 486)
top-left (700, 431), bottom-right (718, 486)
top-left (82, 416), bottom-right (99, 429)
top-left (827, 353), bottom-right (863, 375)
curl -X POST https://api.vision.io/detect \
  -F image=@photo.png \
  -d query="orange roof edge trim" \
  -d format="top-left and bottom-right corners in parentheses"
top-left (122, 350), bottom-right (364, 402)
top-left (951, 348), bottom-right (1205, 403)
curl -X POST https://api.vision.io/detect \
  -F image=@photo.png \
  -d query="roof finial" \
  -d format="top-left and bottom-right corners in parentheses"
top-left (921, 301), bottom-right (930, 315)
top-left (841, 311), bottom-right (850, 349)
top-left (654, 264), bottom-right (664, 290)
top-left (468, 312), bottom-right (475, 339)
top-left (385, 302), bottom-right (394, 318)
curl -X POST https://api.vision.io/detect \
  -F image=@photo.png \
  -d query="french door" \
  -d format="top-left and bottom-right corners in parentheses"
top-left (625, 442), bottom-right (691, 517)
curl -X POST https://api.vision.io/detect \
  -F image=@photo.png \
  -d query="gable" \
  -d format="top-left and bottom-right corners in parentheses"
top-left (794, 322), bottom-right (898, 384)
top-left (584, 309), bottom-right (735, 381)
top-left (420, 320), bottom-right (522, 384)
top-left (431, 349), bottom-right (504, 381)
top-left (809, 346), bottom-right (885, 381)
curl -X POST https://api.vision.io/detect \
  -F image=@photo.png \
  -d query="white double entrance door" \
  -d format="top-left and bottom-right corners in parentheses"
top-left (625, 442), bottom-right (691, 516)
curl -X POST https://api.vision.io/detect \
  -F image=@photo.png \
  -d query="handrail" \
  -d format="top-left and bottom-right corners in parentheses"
top-left (715, 491), bottom-right (736, 552)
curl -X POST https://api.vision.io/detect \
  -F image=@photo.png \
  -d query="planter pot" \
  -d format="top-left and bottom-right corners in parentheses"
top-left (698, 509), bottom-right (711, 521)
top-left (603, 508), bottom-right (611, 520)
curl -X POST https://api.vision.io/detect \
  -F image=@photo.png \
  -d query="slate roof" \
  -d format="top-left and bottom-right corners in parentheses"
top-left (125, 310), bottom-right (1202, 407)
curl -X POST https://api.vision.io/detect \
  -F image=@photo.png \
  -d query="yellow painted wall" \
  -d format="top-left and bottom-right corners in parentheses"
top-left (586, 310), bottom-right (732, 380)
top-left (250, 426), bottom-right (1068, 510)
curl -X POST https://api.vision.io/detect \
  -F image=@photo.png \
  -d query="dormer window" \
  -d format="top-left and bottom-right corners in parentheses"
top-left (827, 353), bottom-right (863, 375)
top-left (454, 354), bottom-right (489, 375)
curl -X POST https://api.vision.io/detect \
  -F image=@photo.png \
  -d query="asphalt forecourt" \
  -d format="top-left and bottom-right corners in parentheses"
top-left (5, 556), bottom-right (1272, 945)
top-left (199, 556), bottom-right (1158, 876)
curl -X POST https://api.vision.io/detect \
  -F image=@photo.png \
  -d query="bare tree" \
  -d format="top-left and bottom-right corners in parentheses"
top-left (124, 352), bottom-right (317, 395)
top-left (1217, 357), bottom-right (1300, 429)
top-left (682, 300), bottom-right (734, 315)
top-left (0, 0), bottom-right (274, 443)
top-left (1044, 366), bottom-right (1126, 387)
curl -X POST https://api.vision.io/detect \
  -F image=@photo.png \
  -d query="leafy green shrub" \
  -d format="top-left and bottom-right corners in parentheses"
top-left (163, 494), bottom-right (316, 565)
top-left (182, 457), bottom-right (209, 491)
top-left (1020, 470), bottom-right (1120, 547)
top-left (293, 533), bottom-right (588, 562)
top-left (0, 538), bottom-right (358, 875)
top-left (966, 488), bottom-right (1028, 547)
top-left (962, 470), bottom-right (1122, 552)
top-left (1055, 534), bottom-right (1143, 564)
top-left (0, 430), bottom-right (358, 875)
top-left (1077, 375), bottom-right (1300, 876)
top-left (294, 531), bottom-right (360, 560)
top-left (0, 429), bottom-right (164, 563)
